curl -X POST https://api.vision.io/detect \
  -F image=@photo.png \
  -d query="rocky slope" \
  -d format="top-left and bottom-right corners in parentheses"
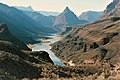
top-left (101, 0), bottom-right (120, 19)
top-left (52, 16), bottom-right (120, 80)
top-left (52, 7), bottom-right (88, 31)
top-left (0, 51), bottom-right (41, 80)
top-left (79, 11), bottom-right (103, 22)
top-left (52, 17), bottom-right (120, 63)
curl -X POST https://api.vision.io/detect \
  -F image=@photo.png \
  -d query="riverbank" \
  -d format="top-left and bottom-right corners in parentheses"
top-left (31, 34), bottom-right (65, 66)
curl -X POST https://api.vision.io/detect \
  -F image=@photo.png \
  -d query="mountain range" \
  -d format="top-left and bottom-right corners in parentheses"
top-left (14, 6), bottom-right (34, 12)
top-left (14, 6), bottom-right (103, 32)
top-left (14, 6), bottom-right (60, 16)
top-left (0, 3), bottom-right (55, 43)
top-left (15, 6), bottom-right (89, 31)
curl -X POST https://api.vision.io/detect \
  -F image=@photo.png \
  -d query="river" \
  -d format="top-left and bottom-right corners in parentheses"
top-left (32, 35), bottom-right (65, 66)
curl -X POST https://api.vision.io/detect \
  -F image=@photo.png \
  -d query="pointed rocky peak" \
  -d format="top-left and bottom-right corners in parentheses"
top-left (53, 6), bottom-right (82, 31)
top-left (65, 7), bottom-right (70, 11)
top-left (63, 7), bottom-right (71, 13)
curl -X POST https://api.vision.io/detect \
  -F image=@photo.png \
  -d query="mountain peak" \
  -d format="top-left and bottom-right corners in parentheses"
top-left (63, 7), bottom-right (71, 12)
top-left (53, 6), bottom-right (84, 31)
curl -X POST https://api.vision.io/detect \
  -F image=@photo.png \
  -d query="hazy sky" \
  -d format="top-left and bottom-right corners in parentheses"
top-left (0, 0), bottom-right (113, 16)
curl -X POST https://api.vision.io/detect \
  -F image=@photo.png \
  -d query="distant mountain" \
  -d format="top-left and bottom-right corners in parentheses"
top-left (14, 6), bottom-right (56, 28)
top-left (38, 11), bottom-right (60, 16)
top-left (101, 0), bottom-right (120, 19)
top-left (78, 11), bottom-right (103, 22)
top-left (0, 3), bottom-right (53, 43)
top-left (52, 7), bottom-right (88, 31)
top-left (23, 11), bottom-right (55, 28)
top-left (14, 6), bottom-right (34, 12)
top-left (15, 6), bottom-right (60, 16)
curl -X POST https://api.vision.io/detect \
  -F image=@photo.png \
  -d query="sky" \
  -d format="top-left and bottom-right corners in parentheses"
top-left (0, 0), bottom-right (113, 16)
